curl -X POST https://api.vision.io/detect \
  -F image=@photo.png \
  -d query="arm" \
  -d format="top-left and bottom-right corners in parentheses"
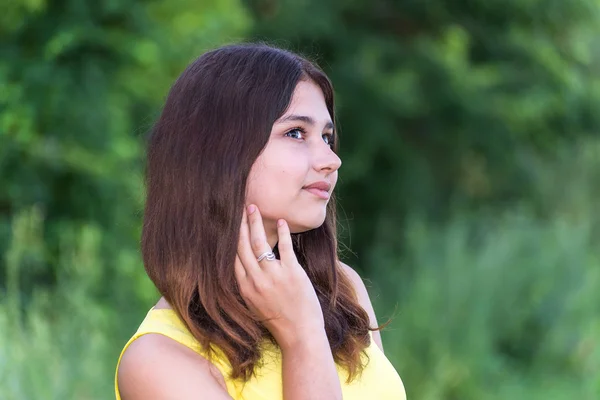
top-left (280, 328), bottom-right (342, 400)
top-left (278, 261), bottom-right (381, 399)
top-left (237, 207), bottom-right (343, 400)
top-left (117, 265), bottom-right (379, 400)
top-left (117, 334), bottom-right (232, 400)
top-left (118, 330), bottom-right (341, 400)
top-left (340, 262), bottom-right (385, 352)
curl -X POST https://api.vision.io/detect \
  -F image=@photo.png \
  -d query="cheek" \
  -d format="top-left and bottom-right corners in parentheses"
top-left (330, 170), bottom-right (339, 189)
top-left (246, 149), bottom-right (307, 207)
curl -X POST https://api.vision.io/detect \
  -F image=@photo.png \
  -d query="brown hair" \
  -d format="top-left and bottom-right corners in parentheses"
top-left (141, 43), bottom-right (372, 382)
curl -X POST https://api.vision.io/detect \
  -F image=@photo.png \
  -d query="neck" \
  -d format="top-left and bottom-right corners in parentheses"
top-left (263, 218), bottom-right (279, 249)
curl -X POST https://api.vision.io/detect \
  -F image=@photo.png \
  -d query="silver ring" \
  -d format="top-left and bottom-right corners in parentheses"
top-left (257, 251), bottom-right (276, 263)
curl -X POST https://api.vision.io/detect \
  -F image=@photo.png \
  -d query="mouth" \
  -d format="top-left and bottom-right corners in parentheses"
top-left (302, 181), bottom-right (332, 200)
top-left (303, 187), bottom-right (330, 200)
top-left (302, 181), bottom-right (331, 200)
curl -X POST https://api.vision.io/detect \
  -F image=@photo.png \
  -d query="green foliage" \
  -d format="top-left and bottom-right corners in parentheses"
top-left (0, 0), bottom-right (249, 308)
top-left (1, 207), bottom-right (117, 399)
top-left (2, 141), bottom-right (599, 399)
top-left (0, 0), bottom-right (249, 397)
top-left (368, 141), bottom-right (600, 399)
top-left (244, 0), bottom-right (600, 261)
top-left (2, 0), bottom-right (600, 399)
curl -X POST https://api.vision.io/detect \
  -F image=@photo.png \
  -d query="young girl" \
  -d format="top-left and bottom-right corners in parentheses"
top-left (115, 43), bottom-right (406, 400)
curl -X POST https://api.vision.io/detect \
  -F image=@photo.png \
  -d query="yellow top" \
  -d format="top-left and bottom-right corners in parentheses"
top-left (115, 308), bottom-right (407, 400)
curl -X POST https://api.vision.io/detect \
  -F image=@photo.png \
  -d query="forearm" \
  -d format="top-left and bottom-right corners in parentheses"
top-left (281, 329), bottom-right (342, 400)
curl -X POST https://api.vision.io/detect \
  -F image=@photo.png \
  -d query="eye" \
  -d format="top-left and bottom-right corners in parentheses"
top-left (284, 127), bottom-right (305, 140)
top-left (323, 133), bottom-right (335, 147)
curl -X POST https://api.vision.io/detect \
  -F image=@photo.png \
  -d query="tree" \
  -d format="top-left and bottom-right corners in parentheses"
top-left (244, 0), bottom-right (600, 268)
top-left (0, 0), bottom-right (248, 311)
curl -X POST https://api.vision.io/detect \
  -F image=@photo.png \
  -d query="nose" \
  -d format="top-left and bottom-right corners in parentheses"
top-left (313, 141), bottom-right (342, 173)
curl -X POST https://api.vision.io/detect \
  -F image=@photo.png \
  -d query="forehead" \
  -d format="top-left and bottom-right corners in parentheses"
top-left (283, 80), bottom-right (330, 120)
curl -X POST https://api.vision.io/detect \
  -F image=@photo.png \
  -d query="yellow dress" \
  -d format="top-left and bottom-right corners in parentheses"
top-left (115, 308), bottom-right (406, 399)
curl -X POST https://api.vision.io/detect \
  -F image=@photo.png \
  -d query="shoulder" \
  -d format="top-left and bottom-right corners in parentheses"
top-left (338, 261), bottom-right (385, 352)
top-left (117, 333), bottom-right (231, 400)
top-left (339, 261), bottom-right (370, 299)
top-left (339, 261), bottom-right (363, 285)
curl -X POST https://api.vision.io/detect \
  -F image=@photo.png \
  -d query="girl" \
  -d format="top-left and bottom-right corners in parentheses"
top-left (115, 43), bottom-right (406, 400)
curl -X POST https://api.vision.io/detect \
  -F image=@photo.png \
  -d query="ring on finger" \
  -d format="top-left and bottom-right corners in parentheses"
top-left (257, 251), bottom-right (276, 263)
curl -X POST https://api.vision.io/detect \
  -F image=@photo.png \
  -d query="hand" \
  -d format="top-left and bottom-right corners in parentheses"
top-left (235, 204), bottom-right (325, 350)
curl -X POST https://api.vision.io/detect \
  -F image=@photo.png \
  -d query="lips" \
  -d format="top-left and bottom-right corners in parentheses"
top-left (303, 181), bottom-right (331, 200)
top-left (304, 181), bottom-right (331, 192)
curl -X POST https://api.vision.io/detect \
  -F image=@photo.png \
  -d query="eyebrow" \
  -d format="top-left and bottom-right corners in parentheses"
top-left (276, 114), bottom-right (334, 131)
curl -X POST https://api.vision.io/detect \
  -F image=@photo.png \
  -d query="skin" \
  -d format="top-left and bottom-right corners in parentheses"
top-left (245, 79), bottom-right (341, 247)
top-left (117, 80), bottom-right (383, 399)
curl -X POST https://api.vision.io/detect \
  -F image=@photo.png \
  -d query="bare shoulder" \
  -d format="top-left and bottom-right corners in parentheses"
top-left (339, 262), bottom-right (362, 283)
top-left (339, 261), bottom-right (371, 299)
top-left (339, 261), bottom-right (385, 352)
top-left (117, 333), bottom-right (232, 400)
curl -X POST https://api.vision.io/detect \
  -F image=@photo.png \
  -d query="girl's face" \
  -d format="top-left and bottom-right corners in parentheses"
top-left (246, 80), bottom-right (342, 237)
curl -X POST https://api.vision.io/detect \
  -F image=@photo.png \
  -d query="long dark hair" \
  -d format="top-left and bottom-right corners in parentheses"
top-left (142, 43), bottom-right (372, 382)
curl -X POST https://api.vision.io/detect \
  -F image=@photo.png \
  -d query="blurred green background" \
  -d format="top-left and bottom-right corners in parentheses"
top-left (1, 0), bottom-right (600, 399)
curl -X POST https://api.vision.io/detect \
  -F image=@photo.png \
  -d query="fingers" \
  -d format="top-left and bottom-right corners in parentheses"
top-left (246, 205), bottom-right (273, 263)
top-left (276, 219), bottom-right (296, 266)
top-left (237, 208), bottom-right (261, 276)
top-left (234, 254), bottom-right (246, 281)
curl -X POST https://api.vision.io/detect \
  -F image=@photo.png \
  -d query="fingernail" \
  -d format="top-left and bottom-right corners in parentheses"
top-left (277, 219), bottom-right (284, 227)
top-left (247, 205), bottom-right (256, 214)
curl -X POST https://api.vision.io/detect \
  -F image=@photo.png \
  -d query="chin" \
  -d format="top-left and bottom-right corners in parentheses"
top-left (288, 214), bottom-right (327, 234)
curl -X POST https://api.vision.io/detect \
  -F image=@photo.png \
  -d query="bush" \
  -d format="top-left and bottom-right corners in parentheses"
top-left (368, 140), bottom-right (600, 399)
